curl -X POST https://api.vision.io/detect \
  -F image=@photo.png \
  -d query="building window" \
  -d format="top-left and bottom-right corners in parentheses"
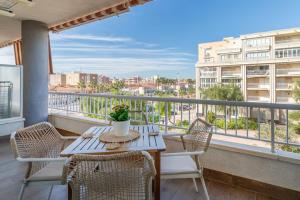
top-left (246, 52), bottom-right (270, 60)
top-left (204, 48), bottom-right (212, 58)
top-left (275, 48), bottom-right (300, 58)
top-left (246, 37), bottom-right (271, 47)
top-left (220, 53), bottom-right (240, 62)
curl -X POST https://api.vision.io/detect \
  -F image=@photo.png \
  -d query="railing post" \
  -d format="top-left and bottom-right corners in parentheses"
top-left (270, 108), bottom-right (275, 153)
top-left (164, 102), bottom-right (168, 134)
top-left (105, 98), bottom-right (108, 122)
top-left (66, 94), bottom-right (69, 113)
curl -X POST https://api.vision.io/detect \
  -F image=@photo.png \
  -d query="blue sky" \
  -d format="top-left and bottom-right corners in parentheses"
top-left (1, 0), bottom-right (300, 78)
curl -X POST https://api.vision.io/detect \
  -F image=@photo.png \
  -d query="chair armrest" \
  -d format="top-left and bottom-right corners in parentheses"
top-left (162, 133), bottom-right (186, 150)
top-left (162, 133), bottom-right (185, 137)
top-left (161, 151), bottom-right (205, 157)
top-left (16, 157), bottom-right (67, 162)
top-left (61, 136), bottom-right (80, 140)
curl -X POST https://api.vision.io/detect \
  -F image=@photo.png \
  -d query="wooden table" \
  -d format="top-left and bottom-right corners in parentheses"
top-left (61, 125), bottom-right (166, 200)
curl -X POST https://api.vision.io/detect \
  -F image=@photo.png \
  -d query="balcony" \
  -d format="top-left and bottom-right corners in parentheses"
top-left (276, 83), bottom-right (293, 90)
top-left (276, 96), bottom-right (295, 103)
top-left (247, 83), bottom-right (269, 90)
top-left (2, 91), bottom-right (300, 199)
top-left (247, 96), bottom-right (270, 102)
top-left (222, 71), bottom-right (241, 77)
top-left (204, 57), bottom-right (214, 63)
top-left (247, 69), bottom-right (269, 76)
top-left (275, 39), bottom-right (300, 49)
top-left (276, 68), bottom-right (300, 76)
top-left (200, 71), bottom-right (217, 78)
top-left (1, 1), bottom-right (300, 199)
top-left (244, 45), bottom-right (271, 52)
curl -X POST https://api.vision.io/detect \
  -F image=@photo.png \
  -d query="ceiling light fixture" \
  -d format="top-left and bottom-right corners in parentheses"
top-left (0, 9), bottom-right (15, 17)
top-left (17, 0), bottom-right (34, 6)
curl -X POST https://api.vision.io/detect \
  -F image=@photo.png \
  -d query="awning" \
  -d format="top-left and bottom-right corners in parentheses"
top-left (0, 0), bottom-right (151, 47)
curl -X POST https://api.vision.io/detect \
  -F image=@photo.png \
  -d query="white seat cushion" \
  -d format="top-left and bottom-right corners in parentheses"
top-left (161, 155), bottom-right (198, 175)
top-left (30, 161), bottom-right (65, 181)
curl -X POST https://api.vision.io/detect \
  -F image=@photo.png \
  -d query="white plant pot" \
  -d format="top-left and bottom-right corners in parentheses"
top-left (112, 120), bottom-right (130, 136)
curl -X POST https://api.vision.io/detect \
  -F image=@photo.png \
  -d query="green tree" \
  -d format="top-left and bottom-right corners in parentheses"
top-left (200, 83), bottom-right (244, 117)
top-left (200, 83), bottom-right (243, 101)
top-left (110, 81), bottom-right (125, 94)
top-left (77, 81), bottom-right (86, 92)
top-left (178, 88), bottom-right (187, 97)
top-left (292, 81), bottom-right (300, 103)
top-left (88, 81), bottom-right (97, 93)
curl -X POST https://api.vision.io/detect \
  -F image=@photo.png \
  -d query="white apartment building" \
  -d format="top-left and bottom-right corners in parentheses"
top-left (49, 73), bottom-right (66, 86)
top-left (196, 27), bottom-right (300, 104)
top-left (124, 76), bottom-right (142, 85)
top-left (66, 72), bottom-right (98, 86)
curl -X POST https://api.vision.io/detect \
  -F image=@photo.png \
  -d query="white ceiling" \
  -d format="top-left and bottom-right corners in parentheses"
top-left (0, 0), bottom-right (146, 46)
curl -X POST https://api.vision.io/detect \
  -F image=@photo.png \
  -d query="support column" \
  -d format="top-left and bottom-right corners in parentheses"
top-left (22, 20), bottom-right (49, 126)
top-left (269, 64), bottom-right (276, 103)
top-left (241, 65), bottom-right (247, 100)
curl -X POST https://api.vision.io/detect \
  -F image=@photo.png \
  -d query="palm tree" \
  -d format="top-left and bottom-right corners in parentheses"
top-left (77, 81), bottom-right (86, 92)
top-left (179, 88), bottom-right (187, 97)
top-left (88, 81), bottom-right (97, 93)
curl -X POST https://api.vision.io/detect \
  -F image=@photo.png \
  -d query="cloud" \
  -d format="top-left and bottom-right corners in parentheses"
top-left (51, 33), bottom-right (133, 42)
top-left (53, 56), bottom-right (194, 76)
top-left (51, 41), bottom-right (195, 57)
top-left (50, 33), bottom-right (196, 77)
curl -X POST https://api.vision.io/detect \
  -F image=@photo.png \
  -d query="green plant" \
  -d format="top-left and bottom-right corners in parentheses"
top-left (207, 111), bottom-right (216, 124)
top-left (281, 145), bottom-right (300, 153)
top-left (214, 118), bottom-right (257, 130)
top-left (248, 119), bottom-right (258, 130)
top-left (109, 104), bottom-right (129, 121)
top-left (227, 120), bottom-right (236, 129)
top-left (215, 119), bottom-right (225, 129)
top-left (176, 120), bottom-right (189, 127)
top-left (293, 124), bottom-right (300, 135)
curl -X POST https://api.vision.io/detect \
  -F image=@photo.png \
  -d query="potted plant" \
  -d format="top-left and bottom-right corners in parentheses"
top-left (109, 104), bottom-right (130, 136)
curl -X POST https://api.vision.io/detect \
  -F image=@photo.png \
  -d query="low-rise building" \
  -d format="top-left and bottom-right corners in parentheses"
top-left (66, 72), bottom-right (98, 86)
top-left (124, 76), bottom-right (142, 85)
top-left (49, 73), bottom-right (66, 86)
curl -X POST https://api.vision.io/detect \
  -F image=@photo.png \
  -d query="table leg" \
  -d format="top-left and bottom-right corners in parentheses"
top-left (68, 183), bottom-right (72, 200)
top-left (154, 151), bottom-right (161, 200)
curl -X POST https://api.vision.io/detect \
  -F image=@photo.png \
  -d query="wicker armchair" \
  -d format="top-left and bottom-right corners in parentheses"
top-left (63, 151), bottom-right (156, 200)
top-left (10, 122), bottom-right (78, 200)
top-left (161, 118), bottom-right (213, 200)
top-left (109, 110), bottom-right (148, 126)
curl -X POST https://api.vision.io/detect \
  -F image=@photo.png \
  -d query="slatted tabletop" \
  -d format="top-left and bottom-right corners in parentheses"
top-left (60, 125), bottom-right (166, 157)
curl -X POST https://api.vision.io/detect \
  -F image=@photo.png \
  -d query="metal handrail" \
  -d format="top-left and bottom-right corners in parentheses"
top-left (48, 92), bottom-right (300, 153)
top-left (49, 92), bottom-right (300, 110)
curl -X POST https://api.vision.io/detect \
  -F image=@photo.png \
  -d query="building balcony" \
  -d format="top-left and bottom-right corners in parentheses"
top-left (247, 70), bottom-right (269, 76)
top-left (222, 71), bottom-right (241, 77)
top-left (275, 39), bottom-right (300, 49)
top-left (204, 57), bottom-right (215, 63)
top-left (276, 96), bottom-right (295, 103)
top-left (276, 68), bottom-right (300, 76)
top-left (218, 58), bottom-right (242, 63)
top-left (244, 45), bottom-right (271, 52)
top-left (216, 48), bottom-right (242, 54)
top-left (247, 96), bottom-right (270, 102)
top-left (247, 83), bottom-right (269, 90)
top-left (276, 83), bottom-right (294, 90)
top-left (2, 92), bottom-right (300, 199)
top-left (200, 71), bottom-right (217, 77)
